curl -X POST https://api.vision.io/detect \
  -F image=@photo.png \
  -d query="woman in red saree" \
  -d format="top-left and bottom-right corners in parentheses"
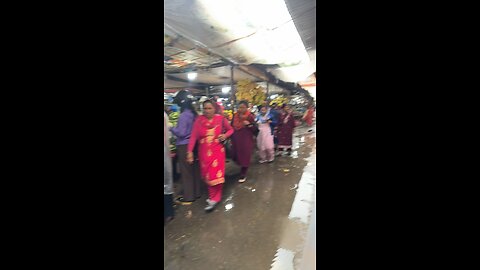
top-left (276, 104), bottom-right (296, 156)
top-left (230, 100), bottom-right (257, 183)
top-left (303, 104), bottom-right (314, 127)
top-left (187, 100), bottom-right (233, 212)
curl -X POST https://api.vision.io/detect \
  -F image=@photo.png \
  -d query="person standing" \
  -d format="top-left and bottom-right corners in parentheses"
top-left (231, 100), bottom-right (257, 183)
top-left (256, 105), bottom-right (275, 163)
top-left (213, 95), bottom-right (224, 115)
top-left (187, 100), bottom-right (233, 212)
top-left (164, 112), bottom-right (175, 225)
top-left (276, 104), bottom-right (296, 156)
top-left (272, 104), bottom-right (283, 152)
top-left (269, 103), bottom-right (280, 137)
top-left (170, 90), bottom-right (202, 205)
top-left (303, 103), bottom-right (315, 127)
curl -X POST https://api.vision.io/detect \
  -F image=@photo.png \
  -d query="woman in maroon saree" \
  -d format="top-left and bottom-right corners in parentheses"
top-left (230, 100), bottom-right (257, 183)
top-left (276, 104), bottom-right (295, 156)
top-left (187, 100), bottom-right (234, 212)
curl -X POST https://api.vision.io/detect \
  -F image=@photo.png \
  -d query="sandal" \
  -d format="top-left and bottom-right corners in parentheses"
top-left (175, 197), bottom-right (193, 205)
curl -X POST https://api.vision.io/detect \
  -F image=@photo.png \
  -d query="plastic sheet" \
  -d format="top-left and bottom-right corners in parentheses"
top-left (164, 0), bottom-right (315, 82)
top-left (283, 0), bottom-right (316, 51)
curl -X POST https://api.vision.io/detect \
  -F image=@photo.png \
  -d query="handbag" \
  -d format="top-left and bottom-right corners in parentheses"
top-left (221, 117), bottom-right (232, 159)
top-left (249, 114), bottom-right (259, 137)
top-left (251, 122), bottom-right (259, 137)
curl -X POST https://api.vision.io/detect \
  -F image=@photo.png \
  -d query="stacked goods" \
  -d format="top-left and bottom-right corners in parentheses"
top-left (168, 112), bottom-right (179, 153)
top-left (235, 79), bottom-right (266, 105)
top-left (223, 110), bottom-right (233, 121)
top-left (169, 140), bottom-right (176, 152)
top-left (168, 112), bottom-right (179, 127)
top-left (289, 95), bottom-right (310, 117)
top-left (269, 96), bottom-right (289, 107)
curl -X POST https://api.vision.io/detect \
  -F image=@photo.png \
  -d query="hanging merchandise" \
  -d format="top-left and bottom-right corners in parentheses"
top-left (169, 140), bottom-right (176, 153)
top-left (269, 95), bottom-right (289, 106)
top-left (170, 104), bottom-right (179, 112)
top-left (168, 112), bottom-right (180, 127)
top-left (223, 110), bottom-right (233, 121)
top-left (167, 112), bottom-right (179, 153)
top-left (235, 79), bottom-right (266, 106)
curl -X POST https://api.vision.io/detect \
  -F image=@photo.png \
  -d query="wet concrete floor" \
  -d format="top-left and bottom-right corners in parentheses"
top-left (164, 125), bottom-right (316, 270)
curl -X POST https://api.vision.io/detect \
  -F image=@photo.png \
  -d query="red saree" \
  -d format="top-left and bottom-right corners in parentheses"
top-left (303, 108), bottom-right (314, 127)
top-left (277, 112), bottom-right (295, 149)
top-left (188, 114), bottom-right (234, 187)
top-left (230, 111), bottom-right (256, 167)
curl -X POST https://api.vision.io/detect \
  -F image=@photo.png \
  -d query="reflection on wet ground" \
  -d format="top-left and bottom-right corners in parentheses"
top-left (164, 125), bottom-right (316, 270)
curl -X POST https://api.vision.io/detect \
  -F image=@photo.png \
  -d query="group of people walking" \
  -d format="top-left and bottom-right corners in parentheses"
top-left (164, 90), bottom-right (313, 224)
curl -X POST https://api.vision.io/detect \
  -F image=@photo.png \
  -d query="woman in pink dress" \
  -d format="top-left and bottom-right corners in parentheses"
top-left (187, 100), bottom-right (234, 212)
top-left (255, 105), bottom-right (275, 163)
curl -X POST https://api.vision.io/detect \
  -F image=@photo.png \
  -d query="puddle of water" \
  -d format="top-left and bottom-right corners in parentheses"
top-left (224, 190), bottom-right (235, 202)
top-left (288, 169), bottom-right (315, 224)
top-left (270, 248), bottom-right (295, 270)
top-left (298, 206), bottom-right (316, 270)
top-left (270, 139), bottom-right (316, 270)
top-left (222, 191), bottom-right (236, 212)
top-left (242, 186), bottom-right (255, 192)
top-left (288, 144), bottom-right (316, 224)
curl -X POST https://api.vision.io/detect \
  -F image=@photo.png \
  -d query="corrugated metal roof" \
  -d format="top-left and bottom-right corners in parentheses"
top-left (284, 0), bottom-right (316, 51)
top-left (164, 0), bottom-right (315, 98)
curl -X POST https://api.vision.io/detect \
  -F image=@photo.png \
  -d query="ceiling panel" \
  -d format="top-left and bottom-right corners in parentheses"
top-left (167, 66), bottom-right (260, 86)
top-left (164, 79), bottom-right (190, 89)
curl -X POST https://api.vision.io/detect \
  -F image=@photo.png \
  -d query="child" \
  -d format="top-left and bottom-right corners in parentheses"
top-left (256, 106), bottom-right (275, 163)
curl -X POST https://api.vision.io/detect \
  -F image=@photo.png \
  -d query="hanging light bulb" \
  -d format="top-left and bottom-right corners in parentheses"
top-left (222, 86), bottom-right (231, 93)
top-left (187, 72), bottom-right (197, 80)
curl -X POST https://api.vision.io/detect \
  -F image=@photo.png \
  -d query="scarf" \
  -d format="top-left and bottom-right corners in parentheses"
top-left (283, 112), bottom-right (292, 124)
top-left (233, 110), bottom-right (251, 130)
top-left (256, 113), bottom-right (270, 124)
top-left (199, 115), bottom-right (218, 129)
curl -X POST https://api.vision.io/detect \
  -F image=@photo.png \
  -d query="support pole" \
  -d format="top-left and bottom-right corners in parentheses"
top-left (266, 81), bottom-right (270, 103)
top-left (230, 65), bottom-right (235, 110)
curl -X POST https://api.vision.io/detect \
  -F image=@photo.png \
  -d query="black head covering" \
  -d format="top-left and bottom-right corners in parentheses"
top-left (173, 90), bottom-right (194, 105)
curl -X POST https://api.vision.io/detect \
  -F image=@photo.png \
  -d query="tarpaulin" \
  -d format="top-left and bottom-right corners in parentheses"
top-left (164, 0), bottom-right (315, 83)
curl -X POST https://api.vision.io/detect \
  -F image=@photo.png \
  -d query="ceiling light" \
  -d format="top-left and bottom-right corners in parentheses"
top-left (222, 86), bottom-right (231, 93)
top-left (187, 72), bottom-right (197, 80)
top-left (196, 0), bottom-right (312, 79)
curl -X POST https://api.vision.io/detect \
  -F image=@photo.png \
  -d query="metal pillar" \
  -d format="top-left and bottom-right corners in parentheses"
top-left (230, 65), bottom-right (235, 109)
top-left (266, 82), bottom-right (269, 102)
